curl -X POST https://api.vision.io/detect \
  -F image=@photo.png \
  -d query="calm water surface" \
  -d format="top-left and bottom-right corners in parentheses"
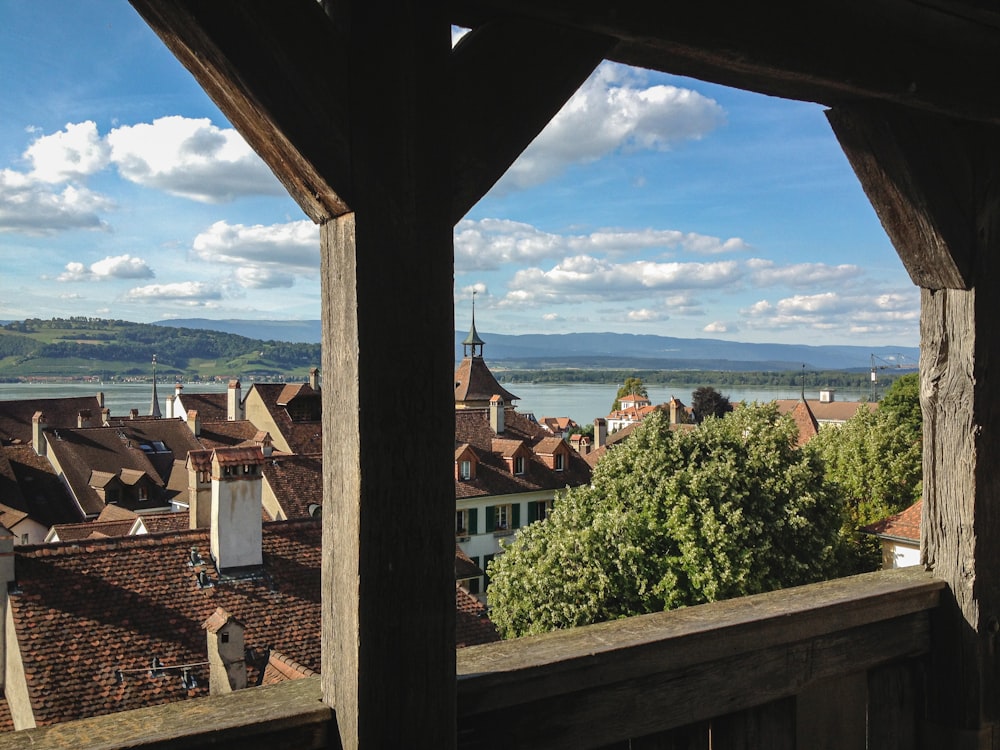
top-left (0, 380), bottom-right (869, 427)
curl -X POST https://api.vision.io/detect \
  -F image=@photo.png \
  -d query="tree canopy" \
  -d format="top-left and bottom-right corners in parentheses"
top-left (690, 385), bottom-right (733, 423)
top-left (806, 402), bottom-right (922, 572)
top-left (878, 372), bottom-right (921, 438)
top-left (487, 405), bottom-right (844, 638)
top-left (612, 377), bottom-right (648, 411)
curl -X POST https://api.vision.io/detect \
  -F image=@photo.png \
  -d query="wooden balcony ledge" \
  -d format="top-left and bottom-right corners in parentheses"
top-left (0, 568), bottom-right (942, 750)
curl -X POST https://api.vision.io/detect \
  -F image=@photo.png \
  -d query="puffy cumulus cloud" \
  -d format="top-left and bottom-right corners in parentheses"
top-left (741, 290), bottom-right (919, 336)
top-left (500, 255), bottom-right (742, 306)
top-left (193, 220), bottom-right (319, 269)
top-left (57, 254), bottom-right (154, 282)
top-left (233, 266), bottom-right (296, 289)
top-left (703, 321), bottom-right (732, 333)
top-left (24, 121), bottom-right (110, 183)
top-left (455, 217), bottom-right (746, 272)
top-left (664, 293), bottom-right (703, 316)
top-left (107, 116), bottom-right (283, 203)
top-left (0, 170), bottom-right (113, 235)
top-left (500, 63), bottom-right (725, 190)
top-left (123, 281), bottom-right (222, 302)
top-left (746, 258), bottom-right (862, 287)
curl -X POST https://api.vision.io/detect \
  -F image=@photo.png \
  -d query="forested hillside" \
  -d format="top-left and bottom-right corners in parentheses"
top-left (0, 317), bottom-right (320, 379)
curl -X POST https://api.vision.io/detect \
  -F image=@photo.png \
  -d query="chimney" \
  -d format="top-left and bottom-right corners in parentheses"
top-left (594, 418), bottom-right (607, 449)
top-left (210, 447), bottom-right (265, 570)
top-left (186, 449), bottom-right (213, 529)
top-left (97, 391), bottom-right (105, 409)
top-left (489, 395), bottom-right (505, 434)
top-left (203, 607), bottom-right (247, 694)
top-left (669, 398), bottom-right (679, 425)
top-left (129, 408), bottom-right (139, 420)
top-left (0, 527), bottom-right (14, 690)
top-left (254, 431), bottom-right (274, 458)
top-left (820, 388), bottom-right (835, 403)
top-left (227, 380), bottom-right (243, 422)
top-left (187, 409), bottom-right (201, 437)
top-left (77, 409), bottom-right (92, 429)
top-left (309, 367), bottom-right (320, 390)
top-left (32, 412), bottom-right (47, 456)
top-left (101, 408), bottom-right (111, 426)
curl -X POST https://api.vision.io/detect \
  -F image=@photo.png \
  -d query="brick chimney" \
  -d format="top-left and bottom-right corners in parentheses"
top-left (203, 607), bottom-right (247, 694)
top-left (594, 417), bottom-right (607, 449)
top-left (227, 380), bottom-right (243, 421)
top-left (210, 446), bottom-right (265, 570)
top-left (32, 412), bottom-right (47, 456)
top-left (309, 367), bottom-right (319, 391)
top-left (186, 449), bottom-right (213, 529)
top-left (489, 395), bottom-right (505, 434)
top-left (0, 527), bottom-right (13, 690)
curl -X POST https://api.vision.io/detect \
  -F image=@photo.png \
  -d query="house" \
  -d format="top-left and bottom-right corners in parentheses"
top-left (0, 445), bottom-right (498, 730)
top-left (242, 372), bottom-right (322, 454)
top-left (863, 500), bottom-right (922, 570)
top-left (774, 390), bottom-right (876, 428)
top-left (537, 416), bottom-right (579, 439)
top-left (0, 443), bottom-right (80, 544)
top-left (0, 393), bottom-right (107, 446)
top-left (164, 380), bottom-right (243, 422)
top-left (453, 321), bottom-right (591, 595)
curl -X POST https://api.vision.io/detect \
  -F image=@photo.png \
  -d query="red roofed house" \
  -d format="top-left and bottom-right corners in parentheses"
top-left (864, 499), bottom-right (922, 570)
top-left (453, 318), bottom-right (591, 597)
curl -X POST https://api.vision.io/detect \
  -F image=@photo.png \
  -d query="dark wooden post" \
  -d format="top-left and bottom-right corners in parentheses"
top-left (318, 3), bottom-right (455, 748)
top-left (829, 104), bottom-right (1000, 746)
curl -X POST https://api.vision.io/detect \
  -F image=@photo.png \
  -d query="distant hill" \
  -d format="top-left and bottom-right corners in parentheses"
top-left (159, 318), bottom-right (918, 372)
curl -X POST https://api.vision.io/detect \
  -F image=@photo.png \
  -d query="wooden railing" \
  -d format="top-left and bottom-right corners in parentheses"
top-left (0, 568), bottom-right (943, 750)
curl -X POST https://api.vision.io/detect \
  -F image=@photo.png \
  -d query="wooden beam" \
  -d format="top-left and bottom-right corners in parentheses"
top-left (128, 0), bottom-right (351, 223)
top-left (449, 20), bottom-right (612, 221)
top-left (451, 0), bottom-right (1000, 125)
top-left (826, 105), bottom-right (994, 290)
top-left (320, 1), bottom-right (456, 747)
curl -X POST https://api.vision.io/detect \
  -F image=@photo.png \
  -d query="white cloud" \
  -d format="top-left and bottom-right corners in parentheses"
top-left (455, 218), bottom-right (746, 272)
top-left (25, 121), bottom-right (110, 183)
top-left (107, 116), bottom-right (284, 203)
top-left (627, 308), bottom-right (665, 322)
top-left (123, 281), bottom-right (222, 302)
top-left (499, 63), bottom-right (725, 191)
top-left (192, 220), bottom-right (319, 268)
top-left (501, 255), bottom-right (742, 306)
top-left (703, 321), bottom-right (731, 333)
top-left (58, 254), bottom-right (154, 282)
top-left (0, 170), bottom-right (113, 234)
top-left (746, 258), bottom-right (862, 286)
top-left (740, 290), bottom-right (919, 335)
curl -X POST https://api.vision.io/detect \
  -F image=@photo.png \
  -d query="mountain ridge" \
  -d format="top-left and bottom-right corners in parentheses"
top-left (157, 318), bottom-right (919, 372)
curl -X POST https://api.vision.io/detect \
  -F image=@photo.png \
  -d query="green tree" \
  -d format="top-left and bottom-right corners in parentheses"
top-left (487, 405), bottom-right (844, 638)
top-left (690, 385), bottom-right (733, 423)
top-left (807, 404), bottom-right (922, 573)
top-left (879, 372), bottom-right (921, 439)
top-left (612, 376), bottom-right (648, 411)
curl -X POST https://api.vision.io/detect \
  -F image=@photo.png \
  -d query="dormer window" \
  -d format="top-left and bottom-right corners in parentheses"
top-left (459, 460), bottom-right (472, 481)
top-left (514, 456), bottom-right (525, 475)
top-left (555, 453), bottom-right (565, 471)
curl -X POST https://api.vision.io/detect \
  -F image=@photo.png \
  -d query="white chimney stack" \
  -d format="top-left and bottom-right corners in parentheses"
top-left (210, 446), bottom-right (265, 570)
top-left (227, 380), bottom-right (243, 421)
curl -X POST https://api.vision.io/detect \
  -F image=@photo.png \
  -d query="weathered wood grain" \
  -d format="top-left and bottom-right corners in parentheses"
top-left (713, 698), bottom-right (795, 750)
top-left (319, 2), bottom-right (457, 746)
top-left (128, 0), bottom-right (351, 223)
top-left (868, 661), bottom-right (922, 750)
top-left (451, 0), bottom-right (1000, 124)
top-left (0, 677), bottom-right (330, 750)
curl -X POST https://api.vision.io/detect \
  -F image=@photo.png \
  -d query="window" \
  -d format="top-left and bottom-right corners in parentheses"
top-left (528, 499), bottom-right (552, 523)
top-left (459, 459), bottom-right (471, 480)
top-left (486, 503), bottom-right (519, 533)
top-left (20, 533), bottom-right (29, 545)
top-left (514, 456), bottom-right (525, 475)
top-left (456, 508), bottom-right (478, 536)
top-left (554, 453), bottom-right (564, 471)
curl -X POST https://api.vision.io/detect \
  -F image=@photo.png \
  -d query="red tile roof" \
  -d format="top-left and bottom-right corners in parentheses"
top-left (8, 519), bottom-right (497, 727)
top-left (864, 500), bottom-right (922, 543)
top-left (260, 649), bottom-right (316, 685)
top-left (0, 444), bottom-right (82, 527)
top-left (454, 408), bottom-right (591, 500)
top-left (261, 454), bottom-right (322, 520)
top-left (454, 356), bottom-right (519, 405)
top-left (0, 395), bottom-right (104, 445)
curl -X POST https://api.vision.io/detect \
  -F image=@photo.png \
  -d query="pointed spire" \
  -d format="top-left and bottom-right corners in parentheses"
top-left (149, 354), bottom-right (162, 418)
top-left (800, 363), bottom-right (806, 401)
top-left (461, 290), bottom-right (485, 358)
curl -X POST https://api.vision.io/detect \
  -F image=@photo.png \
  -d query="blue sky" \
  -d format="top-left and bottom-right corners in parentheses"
top-left (0, 2), bottom-right (919, 346)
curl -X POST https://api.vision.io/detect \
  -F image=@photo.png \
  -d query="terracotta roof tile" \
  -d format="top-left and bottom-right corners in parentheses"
top-left (0, 395), bottom-right (105, 445)
top-left (261, 454), bottom-right (322, 520)
top-left (455, 585), bottom-right (500, 648)
top-left (864, 499), bottom-right (922, 542)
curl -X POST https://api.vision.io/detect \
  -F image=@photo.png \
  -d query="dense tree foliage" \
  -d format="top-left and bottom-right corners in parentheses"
top-left (611, 377), bottom-right (648, 411)
top-left (806, 402), bottom-right (922, 573)
top-left (878, 373), bottom-right (921, 438)
top-left (690, 385), bottom-right (733, 423)
top-left (487, 405), bottom-right (844, 638)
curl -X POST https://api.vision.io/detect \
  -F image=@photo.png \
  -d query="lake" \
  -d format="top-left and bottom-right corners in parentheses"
top-left (0, 380), bottom-right (870, 427)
